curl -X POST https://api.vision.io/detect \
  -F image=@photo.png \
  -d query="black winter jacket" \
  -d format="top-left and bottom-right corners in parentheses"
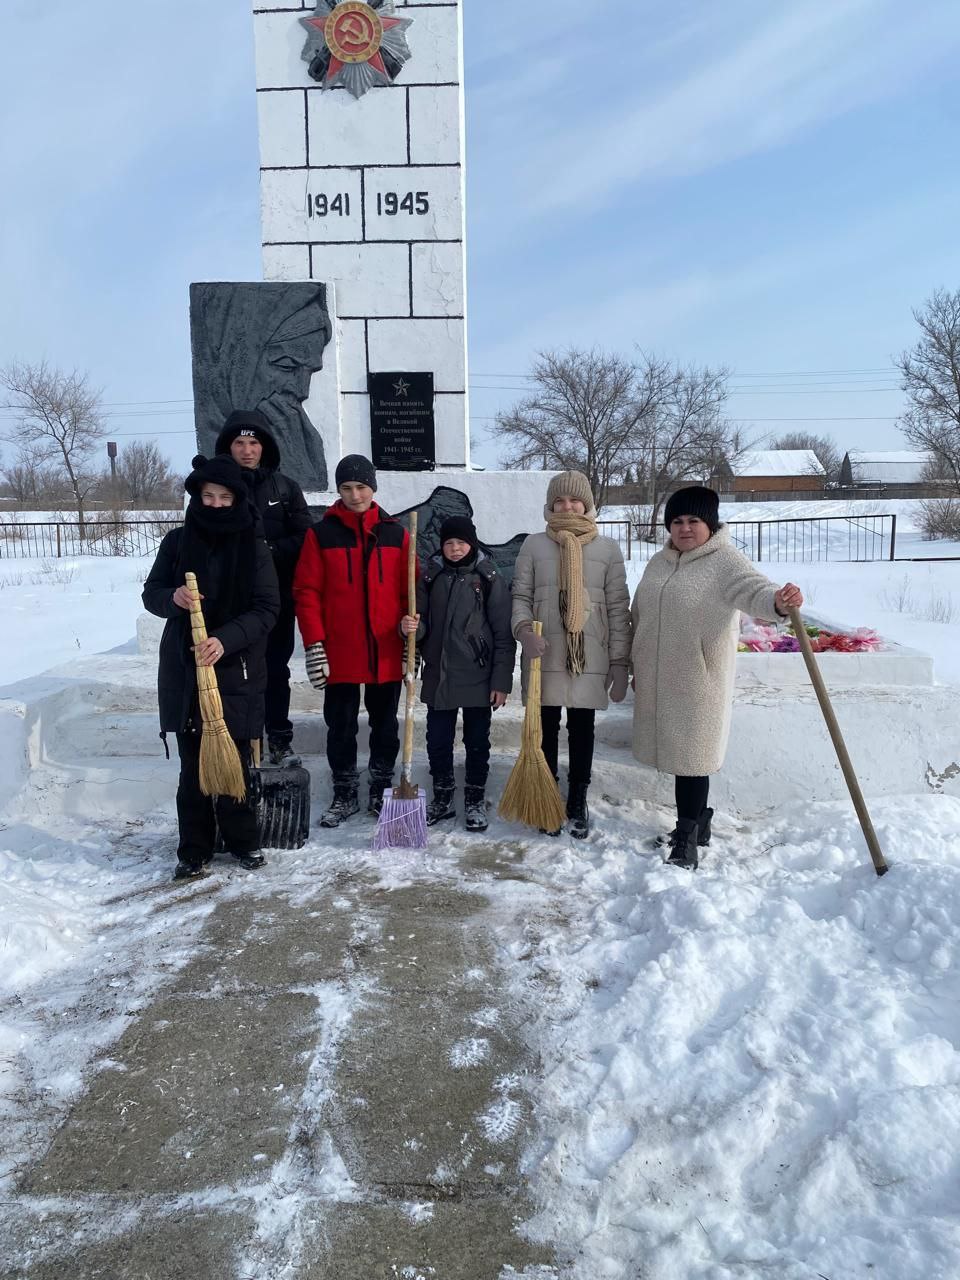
top-left (142, 528), bottom-right (280, 741)
top-left (416, 554), bottom-right (515, 710)
top-left (214, 424), bottom-right (313, 589)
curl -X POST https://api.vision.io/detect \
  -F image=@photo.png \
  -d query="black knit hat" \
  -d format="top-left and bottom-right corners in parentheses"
top-left (215, 410), bottom-right (280, 469)
top-left (439, 516), bottom-right (478, 553)
top-left (184, 454), bottom-right (253, 501)
top-left (335, 454), bottom-right (377, 492)
top-left (664, 485), bottom-right (720, 533)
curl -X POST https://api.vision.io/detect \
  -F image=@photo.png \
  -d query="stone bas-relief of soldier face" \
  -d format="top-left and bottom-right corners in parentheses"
top-left (190, 283), bottom-right (333, 490)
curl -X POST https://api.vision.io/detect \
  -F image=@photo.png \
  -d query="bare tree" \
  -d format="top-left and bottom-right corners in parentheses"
top-left (114, 439), bottom-right (179, 508)
top-left (1, 361), bottom-right (106, 530)
top-left (626, 356), bottom-right (738, 535)
top-left (895, 288), bottom-right (960, 494)
top-left (772, 430), bottom-right (840, 484)
top-left (492, 348), bottom-right (656, 511)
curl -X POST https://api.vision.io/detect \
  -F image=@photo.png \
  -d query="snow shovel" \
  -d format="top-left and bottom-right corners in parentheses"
top-left (374, 511), bottom-right (427, 851)
top-left (789, 606), bottom-right (888, 877)
top-left (498, 621), bottom-right (566, 833)
top-left (249, 739), bottom-right (312, 850)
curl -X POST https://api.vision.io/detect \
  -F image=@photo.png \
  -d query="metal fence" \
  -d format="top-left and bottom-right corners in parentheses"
top-left (0, 518), bottom-right (181, 559)
top-left (732, 485), bottom-right (952, 503)
top-left (608, 513), bottom-right (897, 564)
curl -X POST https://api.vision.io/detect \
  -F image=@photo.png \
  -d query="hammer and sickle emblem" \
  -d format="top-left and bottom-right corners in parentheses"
top-left (341, 14), bottom-right (368, 42)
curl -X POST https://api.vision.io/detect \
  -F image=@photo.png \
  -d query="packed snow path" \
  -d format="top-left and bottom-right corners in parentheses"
top-left (3, 843), bottom-right (558, 1279)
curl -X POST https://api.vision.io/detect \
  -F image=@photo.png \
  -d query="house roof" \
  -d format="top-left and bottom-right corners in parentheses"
top-left (736, 450), bottom-right (825, 478)
top-left (844, 450), bottom-right (929, 483)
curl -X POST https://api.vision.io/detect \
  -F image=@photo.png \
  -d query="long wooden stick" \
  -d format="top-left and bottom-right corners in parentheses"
top-left (788, 606), bottom-right (888, 877)
top-left (396, 511), bottom-right (418, 799)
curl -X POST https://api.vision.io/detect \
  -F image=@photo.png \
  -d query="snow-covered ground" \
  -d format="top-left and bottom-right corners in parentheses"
top-left (2, 499), bottom-right (960, 1277)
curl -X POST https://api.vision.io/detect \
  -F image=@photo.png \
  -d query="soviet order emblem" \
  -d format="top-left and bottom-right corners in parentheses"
top-left (300, 0), bottom-right (414, 100)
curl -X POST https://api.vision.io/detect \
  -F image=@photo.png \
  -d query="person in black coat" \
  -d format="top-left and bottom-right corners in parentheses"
top-left (142, 454), bottom-right (280, 879)
top-left (215, 409), bottom-right (313, 765)
top-left (401, 516), bottom-right (515, 833)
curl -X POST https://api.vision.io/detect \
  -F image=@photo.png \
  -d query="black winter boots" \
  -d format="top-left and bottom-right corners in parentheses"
top-left (368, 778), bottom-right (393, 817)
top-left (667, 818), bottom-right (699, 870)
top-left (659, 807), bottom-right (713, 852)
top-left (267, 737), bottom-right (301, 767)
top-left (566, 781), bottom-right (590, 840)
top-left (464, 785), bottom-right (488, 832)
top-left (321, 786), bottom-right (360, 828)
top-left (426, 777), bottom-right (456, 826)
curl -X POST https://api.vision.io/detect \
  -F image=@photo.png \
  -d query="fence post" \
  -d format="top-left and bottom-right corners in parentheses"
top-left (756, 522), bottom-right (762, 562)
top-left (626, 521), bottom-right (632, 561)
top-left (889, 513), bottom-right (897, 562)
top-left (56, 524), bottom-right (61, 559)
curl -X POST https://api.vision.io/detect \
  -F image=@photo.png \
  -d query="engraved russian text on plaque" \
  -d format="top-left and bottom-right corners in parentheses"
top-left (368, 371), bottom-right (436, 471)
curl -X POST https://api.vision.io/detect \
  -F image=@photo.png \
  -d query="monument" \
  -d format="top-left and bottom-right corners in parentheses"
top-left (192, 0), bottom-right (554, 541)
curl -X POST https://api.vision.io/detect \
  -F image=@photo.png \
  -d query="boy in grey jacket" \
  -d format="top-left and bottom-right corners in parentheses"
top-left (401, 516), bottom-right (515, 831)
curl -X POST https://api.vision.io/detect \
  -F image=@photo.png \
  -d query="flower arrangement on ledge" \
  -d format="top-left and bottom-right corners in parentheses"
top-left (738, 619), bottom-right (884, 654)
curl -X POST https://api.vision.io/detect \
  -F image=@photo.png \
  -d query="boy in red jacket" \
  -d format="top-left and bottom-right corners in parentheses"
top-left (293, 455), bottom-right (411, 827)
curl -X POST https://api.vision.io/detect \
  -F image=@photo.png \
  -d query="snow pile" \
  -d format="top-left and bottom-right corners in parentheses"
top-left (501, 794), bottom-right (960, 1278)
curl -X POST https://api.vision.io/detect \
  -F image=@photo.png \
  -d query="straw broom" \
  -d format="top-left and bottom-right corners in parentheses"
top-left (184, 570), bottom-right (247, 802)
top-left (499, 621), bottom-right (566, 832)
top-left (373, 512), bottom-right (427, 851)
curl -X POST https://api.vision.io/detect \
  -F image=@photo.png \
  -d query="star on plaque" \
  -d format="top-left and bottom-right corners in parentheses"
top-left (393, 377), bottom-right (411, 397)
top-left (300, 1), bottom-right (414, 100)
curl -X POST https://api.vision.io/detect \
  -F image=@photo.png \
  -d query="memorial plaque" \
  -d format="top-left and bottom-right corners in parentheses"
top-left (368, 371), bottom-right (436, 471)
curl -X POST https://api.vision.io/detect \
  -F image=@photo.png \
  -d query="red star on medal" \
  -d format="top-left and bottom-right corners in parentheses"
top-left (301, 1), bottom-right (414, 99)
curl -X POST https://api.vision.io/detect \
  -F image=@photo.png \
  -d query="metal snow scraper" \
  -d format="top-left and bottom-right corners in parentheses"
top-left (249, 748), bottom-right (311, 850)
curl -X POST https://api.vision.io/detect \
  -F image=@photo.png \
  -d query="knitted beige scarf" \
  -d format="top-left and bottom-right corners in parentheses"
top-left (546, 512), bottom-right (598, 675)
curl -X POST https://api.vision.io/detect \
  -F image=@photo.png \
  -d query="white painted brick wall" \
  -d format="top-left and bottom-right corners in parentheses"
top-left (310, 243), bottom-right (410, 317)
top-left (254, 1), bottom-right (468, 469)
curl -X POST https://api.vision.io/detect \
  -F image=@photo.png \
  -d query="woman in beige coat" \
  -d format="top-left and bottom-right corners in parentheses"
top-left (631, 486), bottom-right (803, 869)
top-left (512, 471), bottom-right (631, 838)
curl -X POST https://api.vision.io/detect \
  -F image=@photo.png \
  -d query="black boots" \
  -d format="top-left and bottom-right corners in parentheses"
top-left (659, 807), bottom-right (713, 852)
top-left (464, 785), bottom-right (488, 832)
top-left (173, 860), bottom-right (204, 881)
top-left (667, 818), bottom-right (699, 870)
top-left (426, 777), bottom-right (456, 826)
top-left (566, 781), bottom-right (590, 840)
top-left (232, 852), bottom-right (266, 871)
top-left (368, 777), bottom-right (393, 817)
top-left (267, 737), bottom-right (301, 767)
top-left (321, 785), bottom-right (360, 828)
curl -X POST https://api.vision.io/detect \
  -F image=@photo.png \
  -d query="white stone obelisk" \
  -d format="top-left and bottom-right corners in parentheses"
top-left (252, 1), bottom-right (469, 475)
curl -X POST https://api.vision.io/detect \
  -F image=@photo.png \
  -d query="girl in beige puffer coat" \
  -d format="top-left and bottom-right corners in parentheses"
top-left (631, 486), bottom-right (803, 869)
top-left (512, 471), bottom-right (632, 838)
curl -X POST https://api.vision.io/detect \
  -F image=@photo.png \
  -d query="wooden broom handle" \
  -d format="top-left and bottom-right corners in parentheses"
top-left (400, 512), bottom-right (418, 782)
top-left (788, 606), bottom-right (888, 877)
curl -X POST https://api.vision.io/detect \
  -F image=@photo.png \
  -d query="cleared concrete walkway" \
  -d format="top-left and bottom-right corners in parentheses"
top-left (4, 852), bottom-right (558, 1279)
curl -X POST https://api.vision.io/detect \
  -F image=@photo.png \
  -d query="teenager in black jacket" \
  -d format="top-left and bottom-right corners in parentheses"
top-left (215, 410), bottom-right (313, 765)
top-left (142, 455), bottom-right (280, 879)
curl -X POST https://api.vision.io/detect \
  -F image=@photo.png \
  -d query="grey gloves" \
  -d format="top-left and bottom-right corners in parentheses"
top-left (305, 641), bottom-right (330, 691)
top-left (518, 627), bottom-right (548, 660)
top-left (606, 665), bottom-right (629, 703)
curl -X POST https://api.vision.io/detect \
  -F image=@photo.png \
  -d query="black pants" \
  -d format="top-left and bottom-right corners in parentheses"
top-left (323, 682), bottom-right (402, 787)
top-left (426, 705), bottom-right (492, 788)
top-left (175, 731), bottom-right (259, 865)
top-left (675, 775), bottom-right (710, 822)
top-left (264, 601), bottom-right (296, 745)
top-left (541, 705), bottom-right (595, 787)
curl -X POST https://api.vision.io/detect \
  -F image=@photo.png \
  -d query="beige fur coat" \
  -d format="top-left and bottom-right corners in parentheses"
top-left (631, 527), bottom-right (781, 775)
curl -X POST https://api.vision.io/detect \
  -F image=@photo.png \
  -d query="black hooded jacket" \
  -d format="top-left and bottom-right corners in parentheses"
top-left (215, 421), bottom-right (313, 587)
top-left (142, 527), bottom-right (280, 741)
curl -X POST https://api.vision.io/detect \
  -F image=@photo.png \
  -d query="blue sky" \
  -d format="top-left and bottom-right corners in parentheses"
top-left (2, 0), bottom-right (959, 475)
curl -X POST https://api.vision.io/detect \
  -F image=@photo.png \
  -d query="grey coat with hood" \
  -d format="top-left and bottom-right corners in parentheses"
top-left (416, 553), bottom-right (515, 710)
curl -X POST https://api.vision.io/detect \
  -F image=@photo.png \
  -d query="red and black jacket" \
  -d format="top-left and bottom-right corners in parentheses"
top-left (293, 500), bottom-right (412, 686)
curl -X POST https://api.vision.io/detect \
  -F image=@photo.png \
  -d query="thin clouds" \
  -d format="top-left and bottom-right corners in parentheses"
top-left (469, 0), bottom-right (960, 219)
